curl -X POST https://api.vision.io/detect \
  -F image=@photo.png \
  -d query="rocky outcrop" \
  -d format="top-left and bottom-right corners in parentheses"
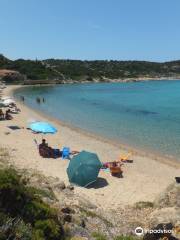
top-left (144, 183), bottom-right (180, 240)
top-left (154, 183), bottom-right (180, 208)
top-left (0, 69), bottom-right (26, 83)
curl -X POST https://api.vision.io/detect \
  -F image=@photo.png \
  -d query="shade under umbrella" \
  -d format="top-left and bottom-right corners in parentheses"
top-left (29, 121), bottom-right (57, 134)
top-left (67, 151), bottom-right (102, 187)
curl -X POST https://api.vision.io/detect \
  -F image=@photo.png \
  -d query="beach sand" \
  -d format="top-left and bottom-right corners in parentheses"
top-left (0, 85), bottom-right (180, 209)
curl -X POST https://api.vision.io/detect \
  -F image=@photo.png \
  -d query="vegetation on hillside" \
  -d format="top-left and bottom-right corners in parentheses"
top-left (0, 168), bottom-right (142, 240)
top-left (0, 168), bottom-right (64, 240)
top-left (1, 54), bottom-right (180, 83)
top-left (0, 55), bottom-right (59, 81)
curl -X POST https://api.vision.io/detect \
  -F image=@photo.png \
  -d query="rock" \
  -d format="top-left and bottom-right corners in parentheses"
top-left (144, 223), bottom-right (178, 240)
top-left (149, 207), bottom-right (180, 226)
top-left (68, 225), bottom-right (91, 239)
top-left (173, 221), bottom-right (180, 239)
top-left (53, 181), bottom-right (66, 191)
top-left (63, 188), bottom-right (74, 197)
top-left (46, 176), bottom-right (60, 185)
top-left (145, 208), bottom-right (180, 240)
top-left (81, 219), bottom-right (86, 228)
top-left (78, 197), bottom-right (97, 209)
top-left (72, 215), bottom-right (86, 228)
top-left (67, 184), bottom-right (74, 190)
top-left (0, 69), bottom-right (26, 83)
top-left (63, 214), bottom-right (72, 223)
top-left (61, 207), bottom-right (75, 214)
top-left (154, 183), bottom-right (180, 208)
top-left (41, 197), bottom-right (55, 205)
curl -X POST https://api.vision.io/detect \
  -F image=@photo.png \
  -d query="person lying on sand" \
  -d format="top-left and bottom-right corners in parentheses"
top-left (39, 139), bottom-right (54, 158)
top-left (102, 161), bottom-right (123, 177)
top-left (9, 103), bottom-right (21, 113)
top-left (0, 109), bottom-right (5, 120)
top-left (5, 109), bottom-right (13, 120)
top-left (102, 161), bottom-right (123, 169)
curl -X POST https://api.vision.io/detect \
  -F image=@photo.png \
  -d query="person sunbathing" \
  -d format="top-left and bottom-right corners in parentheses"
top-left (39, 139), bottom-right (48, 148)
top-left (39, 139), bottom-right (59, 158)
top-left (102, 161), bottom-right (123, 169)
top-left (0, 109), bottom-right (4, 120)
top-left (39, 139), bottom-right (52, 158)
top-left (39, 139), bottom-right (79, 158)
top-left (5, 110), bottom-right (13, 120)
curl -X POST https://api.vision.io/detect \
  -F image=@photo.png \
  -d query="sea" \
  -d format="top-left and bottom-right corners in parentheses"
top-left (14, 80), bottom-right (180, 161)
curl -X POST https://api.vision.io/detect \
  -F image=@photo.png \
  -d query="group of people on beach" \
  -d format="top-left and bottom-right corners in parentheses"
top-left (0, 109), bottom-right (12, 120)
top-left (36, 97), bottom-right (45, 104)
top-left (0, 93), bottom-right (131, 178)
top-left (20, 95), bottom-right (45, 104)
top-left (0, 103), bottom-right (21, 120)
top-left (37, 137), bottom-right (132, 177)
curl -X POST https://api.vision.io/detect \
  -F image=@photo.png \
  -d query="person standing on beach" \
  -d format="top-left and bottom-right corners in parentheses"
top-left (20, 96), bottom-right (24, 102)
top-left (36, 97), bottom-right (41, 104)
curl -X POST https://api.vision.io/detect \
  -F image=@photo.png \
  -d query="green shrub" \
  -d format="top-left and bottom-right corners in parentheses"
top-left (0, 217), bottom-right (32, 240)
top-left (13, 220), bottom-right (32, 240)
top-left (0, 168), bottom-right (64, 240)
top-left (135, 201), bottom-right (154, 209)
top-left (28, 186), bottom-right (55, 200)
top-left (114, 236), bottom-right (140, 240)
top-left (92, 232), bottom-right (107, 240)
top-left (23, 200), bottom-right (55, 223)
top-left (0, 168), bottom-right (28, 216)
top-left (34, 219), bottom-right (62, 240)
top-left (32, 229), bottom-right (44, 240)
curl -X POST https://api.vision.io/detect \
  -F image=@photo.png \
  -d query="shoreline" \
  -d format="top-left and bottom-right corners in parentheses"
top-left (23, 76), bottom-right (180, 85)
top-left (1, 84), bottom-right (180, 209)
top-left (12, 84), bottom-right (180, 168)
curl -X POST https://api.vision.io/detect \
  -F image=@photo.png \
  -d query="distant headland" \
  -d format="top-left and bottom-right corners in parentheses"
top-left (1, 54), bottom-right (180, 84)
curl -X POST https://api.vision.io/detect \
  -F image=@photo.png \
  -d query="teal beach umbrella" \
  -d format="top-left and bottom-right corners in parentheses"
top-left (29, 121), bottom-right (57, 134)
top-left (67, 151), bottom-right (102, 187)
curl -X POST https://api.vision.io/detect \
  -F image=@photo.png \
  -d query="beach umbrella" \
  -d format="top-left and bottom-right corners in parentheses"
top-left (67, 151), bottom-right (102, 187)
top-left (29, 121), bottom-right (57, 134)
top-left (2, 98), bottom-right (15, 106)
top-left (1, 96), bottom-right (12, 100)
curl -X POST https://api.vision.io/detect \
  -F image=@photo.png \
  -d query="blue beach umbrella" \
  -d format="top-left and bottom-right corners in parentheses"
top-left (67, 151), bottom-right (102, 187)
top-left (29, 121), bottom-right (57, 134)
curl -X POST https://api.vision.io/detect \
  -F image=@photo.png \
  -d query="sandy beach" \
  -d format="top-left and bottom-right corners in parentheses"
top-left (0, 85), bottom-right (180, 210)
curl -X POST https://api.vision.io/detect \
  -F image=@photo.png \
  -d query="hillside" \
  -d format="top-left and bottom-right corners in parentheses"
top-left (1, 54), bottom-right (180, 84)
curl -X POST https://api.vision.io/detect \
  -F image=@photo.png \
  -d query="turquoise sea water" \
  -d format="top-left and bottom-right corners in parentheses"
top-left (14, 81), bottom-right (180, 160)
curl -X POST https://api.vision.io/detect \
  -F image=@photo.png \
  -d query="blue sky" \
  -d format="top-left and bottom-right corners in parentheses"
top-left (0, 0), bottom-right (180, 61)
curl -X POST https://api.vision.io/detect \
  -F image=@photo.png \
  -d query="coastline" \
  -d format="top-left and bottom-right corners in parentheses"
top-left (22, 76), bottom-right (180, 85)
top-left (1, 84), bottom-right (180, 209)
top-left (12, 84), bottom-right (180, 168)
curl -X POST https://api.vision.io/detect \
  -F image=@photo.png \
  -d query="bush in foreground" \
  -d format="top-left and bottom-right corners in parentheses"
top-left (0, 168), bottom-right (63, 240)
